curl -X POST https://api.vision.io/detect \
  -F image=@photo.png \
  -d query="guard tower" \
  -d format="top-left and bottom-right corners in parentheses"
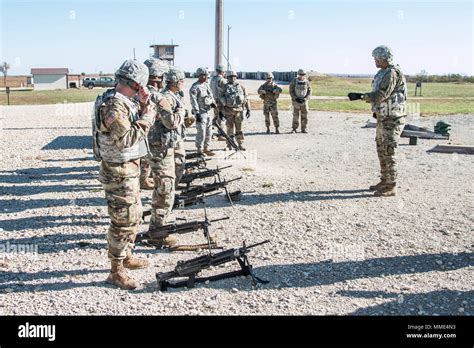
top-left (150, 44), bottom-right (179, 65)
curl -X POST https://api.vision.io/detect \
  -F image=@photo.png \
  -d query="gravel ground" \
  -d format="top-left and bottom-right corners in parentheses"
top-left (0, 99), bottom-right (472, 316)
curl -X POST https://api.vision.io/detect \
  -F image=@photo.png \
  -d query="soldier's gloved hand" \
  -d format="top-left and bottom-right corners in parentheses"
top-left (218, 111), bottom-right (226, 121)
top-left (295, 97), bottom-right (304, 103)
top-left (372, 112), bottom-right (377, 119)
top-left (210, 103), bottom-right (217, 109)
top-left (246, 110), bottom-right (251, 119)
top-left (196, 113), bottom-right (203, 123)
top-left (348, 92), bottom-right (363, 101)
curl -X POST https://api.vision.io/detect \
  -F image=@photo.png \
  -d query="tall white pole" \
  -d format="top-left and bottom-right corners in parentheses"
top-left (215, 0), bottom-right (224, 70)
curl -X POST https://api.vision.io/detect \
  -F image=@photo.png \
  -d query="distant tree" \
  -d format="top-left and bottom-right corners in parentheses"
top-left (0, 62), bottom-right (11, 85)
top-left (81, 72), bottom-right (86, 76)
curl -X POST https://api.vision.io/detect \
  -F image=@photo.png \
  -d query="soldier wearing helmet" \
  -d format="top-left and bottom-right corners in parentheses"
top-left (190, 67), bottom-right (216, 156)
top-left (348, 45), bottom-right (407, 197)
top-left (138, 58), bottom-right (171, 190)
top-left (220, 71), bottom-right (250, 151)
top-left (258, 72), bottom-right (282, 134)
top-left (143, 66), bottom-right (190, 248)
top-left (210, 64), bottom-right (227, 141)
top-left (93, 59), bottom-right (156, 290)
top-left (289, 69), bottom-right (312, 133)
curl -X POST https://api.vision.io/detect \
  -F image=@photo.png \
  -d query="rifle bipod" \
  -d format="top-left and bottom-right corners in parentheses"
top-left (157, 253), bottom-right (268, 291)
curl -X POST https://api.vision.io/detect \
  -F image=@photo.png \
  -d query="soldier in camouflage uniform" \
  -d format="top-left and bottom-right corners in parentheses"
top-left (289, 69), bottom-right (312, 133)
top-left (210, 64), bottom-right (227, 141)
top-left (174, 89), bottom-right (192, 189)
top-left (190, 67), bottom-right (216, 156)
top-left (220, 71), bottom-right (250, 151)
top-left (139, 58), bottom-right (170, 190)
top-left (144, 60), bottom-right (182, 247)
top-left (348, 45), bottom-right (407, 197)
top-left (149, 67), bottom-right (192, 242)
top-left (93, 59), bottom-right (155, 290)
top-left (258, 72), bottom-right (282, 134)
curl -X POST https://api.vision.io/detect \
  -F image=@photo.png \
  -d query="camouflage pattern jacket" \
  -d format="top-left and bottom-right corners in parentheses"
top-left (220, 82), bottom-right (248, 112)
top-left (93, 89), bottom-right (155, 163)
top-left (289, 78), bottom-right (312, 101)
top-left (189, 81), bottom-right (215, 115)
top-left (364, 64), bottom-right (407, 117)
top-left (258, 81), bottom-right (282, 104)
top-left (210, 74), bottom-right (226, 104)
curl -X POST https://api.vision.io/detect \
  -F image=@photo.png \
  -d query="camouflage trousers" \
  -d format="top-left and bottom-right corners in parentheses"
top-left (195, 111), bottom-right (212, 150)
top-left (139, 158), bottom-right (151, 185)
top-left (292, 101), bottom-right (308, 130)
top-left (224, 108), bottom-right (244, 145)
top-left (174, 140), bottom-right (186, 187)
top-left (99, 160), bottom-right (142, 261)
top-left (149, 147), bottom-right (175, 228)
top-left (375, 115), bottom-right (406, 185)
top-left (213, 105), bottom-right (225, 137)
top-left (263, 102), bottom-right (279, 128)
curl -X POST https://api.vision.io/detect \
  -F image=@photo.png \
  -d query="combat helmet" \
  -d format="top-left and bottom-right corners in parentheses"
top-left (297, 69), bottom-right (306, 75)
top-left (165, 66), bottom-right (185, 84)
top-left (115, 59), bottom-right (149, 88)
top-left (144, 58), bottom-right (170, 78)
top-left (216, 64), bottom-right (226, 73)
top-left (372, 45), bottom-right (393, 62)
top-left (227, 70), bottom-right (237, 77)
top-left (196, 67), bottom-right (209, 77)
top-left (266, 72), bottom-right (274, 79)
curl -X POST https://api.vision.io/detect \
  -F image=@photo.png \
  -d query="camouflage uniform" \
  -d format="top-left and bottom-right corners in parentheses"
top-left (210, 66), bottom-right (227, 136)
top-left (220, 74), bottom-right (249, 147)
top-left (174, 90), bottom-right (188, 187)
top-left (364, 62), bottom-right (407, 188)
top-left (147, 85), bottom-right (183, 227)
top-left (258, 73), bottom-right (282, 130)
top-left (289, 70), bottom-right (312, 132)
top-left (94, 90), bottom-right (155, 262)
top-left (190, 72), bottom-right (215, 152)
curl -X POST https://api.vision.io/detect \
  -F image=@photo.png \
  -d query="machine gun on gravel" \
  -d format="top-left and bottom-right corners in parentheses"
top-left (137, 205), bottom-right (228, 251)
top-left (185, 157), bottom-right (210, 171)
top-left (142, 191), bottom-right (221, 219)
top-left (179, 176), bottom-right (242, 205)
top-left (156, 240), bottom-right (270, 291)
top-left (180, 165), bottom-right (232, 185)
top-left (185, 152), bottom-right (205, 161)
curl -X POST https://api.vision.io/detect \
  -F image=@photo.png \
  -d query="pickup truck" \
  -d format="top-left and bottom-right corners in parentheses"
top-left (83, 76), bottom-right (115, 89)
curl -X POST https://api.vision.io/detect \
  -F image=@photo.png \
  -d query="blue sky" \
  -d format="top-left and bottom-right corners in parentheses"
top-left (1, 0), bottom-right (473, 76)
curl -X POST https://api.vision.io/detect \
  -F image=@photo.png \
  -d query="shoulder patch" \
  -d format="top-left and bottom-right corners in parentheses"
top-left (159, 97), bottom-right (172, 111)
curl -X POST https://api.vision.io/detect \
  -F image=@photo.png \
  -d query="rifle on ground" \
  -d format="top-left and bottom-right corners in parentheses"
top-left (142, 191), bottom-right (221, 219)
top-left (185, 158), bottom-right (210, 171)
top-left (156, 240), bottom-right (270, 291)
top-left (185, 152), bottom-right (205, 161)
top-left (213, 113), bottom-right (246, 159)
top-left (136, 212), bottom-right (229, 251)
top-left (179, 176), bottom-right (242, 205)
top-left (180, 165), bottom-right (232, 185)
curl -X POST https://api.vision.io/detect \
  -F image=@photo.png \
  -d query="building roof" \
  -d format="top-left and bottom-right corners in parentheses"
top-left (31, 68), bottom-right (69, 75)
top-left (149, 44), bottom-right (179, 47)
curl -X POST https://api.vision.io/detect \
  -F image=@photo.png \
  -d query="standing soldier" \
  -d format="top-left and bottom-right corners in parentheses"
top-left (289, 69), bottom-right (312, 133)
top-left (144, 61), bottom-right (183, 248)
top-left (220, 71), bottom-right (250, 151)
top-left (348, 45), bottom-right (407, 197)
top-left (93, 59), bottom-right (155, 290)
top-left (190, 67), bottom-right (216, 156)
top-left (139, 58), bottom-right (170, 190)
top-left (210, 64), bottom-right (227, 141)
top-left (258, 72), bottom-right (282, 134)
top-left (147, 67), bottom-right (191, 246)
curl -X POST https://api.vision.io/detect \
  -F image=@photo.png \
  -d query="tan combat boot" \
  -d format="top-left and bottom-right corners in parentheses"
top-left (275, 127), bottom-right (280, 134)
top-left (149, 235), bottom-right (178, 249)
top-left (374, 183), bottom-right (396, 197)
top-left (140, 178), bottom-right (155, 190)
top-left (106, 260), bottom-right (139, 290)
top-left (238, 144), bottom-right (246, 151)
top-left (203, 147), bottom-right (215, 156)
top-left (301, 128), bottom-right (308, 134)
top-left (369, 180), bottom-right (387, 191)
top-left (218, 136), bottom-right (226, 141)
top-left (123, 250), bottom-right (150, 270)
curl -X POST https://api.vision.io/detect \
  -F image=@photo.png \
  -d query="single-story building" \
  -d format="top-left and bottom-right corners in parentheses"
top-left (31, 68), bottom-right (69, 90)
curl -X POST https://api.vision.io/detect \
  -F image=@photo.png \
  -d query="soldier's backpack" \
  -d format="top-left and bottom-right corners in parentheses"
top-left (225, 83), bottom-right (245, 108)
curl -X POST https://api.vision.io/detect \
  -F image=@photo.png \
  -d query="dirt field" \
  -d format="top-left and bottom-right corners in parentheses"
top-left (0, 101), bottom-right (472, 315)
